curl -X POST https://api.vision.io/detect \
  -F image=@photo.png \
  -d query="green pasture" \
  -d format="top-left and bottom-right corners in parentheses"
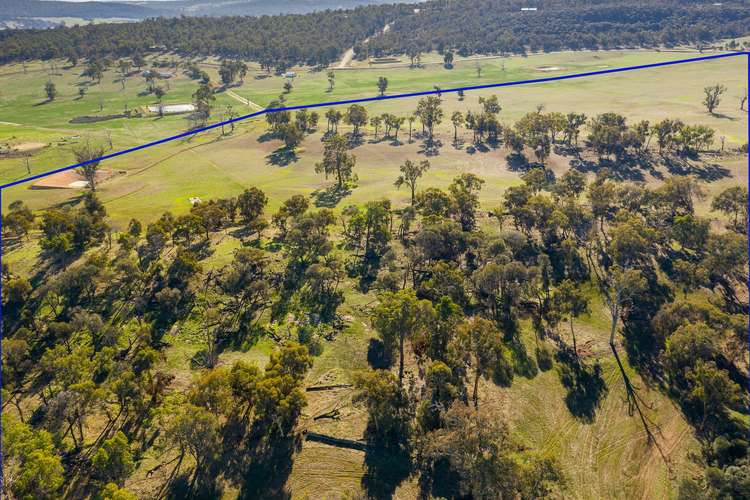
top-left (1, 49), bottom-right (746, 230)
top-left (0, 57), bottom-right (236, 182)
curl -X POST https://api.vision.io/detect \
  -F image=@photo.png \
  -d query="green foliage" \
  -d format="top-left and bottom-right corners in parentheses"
top-left (97, 483), bottom-right (138, 500)
top-left (345, 104), bottom-right (368, 136)
top-left (711, 186), bottom-right (748, 233)
top-left (315, 133), bottom-right (357, 189)
top-left (420, 403), bottom-right (563, 499)
top-left (237, 186), bottom-right (268, 229)
top-left (536, 344), bottom-right (554, 371)
top-left (354, 369), bottom-right (413, 446)
top-left (92, 431), bottom-right (135, 485)
top-left (377, 76), bottom-right (388, 96)
top-left (341, 199), bottom-right (392, 275)
top-left (44, 80), bottom-right (57, 100)
top-left (415, 95), bottom-right (443, 144)
top-left (272, 194), bottom-right (310, 237)
top-left (394, 159), bottom-right (430, 205)
top-left (39, 194), bottom-right (108, 257)
top-left (2, 414), bottom-right (64, 500)
top-left (216, 247), bottom-right (272, 330)
top-left (219, 59), bottom-right (248, 86)
top-left (255, 342), bottom-right (311, 434)
top-left (448, 173), bottom-right (484, 232)
top-left (372, 289), bottom-right (435, 382)
top-left (450, 317), bottom-right (507, 408)
top-left (703, 84), bottom-right (727, 113)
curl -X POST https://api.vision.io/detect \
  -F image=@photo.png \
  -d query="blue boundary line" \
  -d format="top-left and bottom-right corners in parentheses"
top-left (0, 53), bottom-right (748, 478)
top-left (0, 51), bottom-right (747, 191)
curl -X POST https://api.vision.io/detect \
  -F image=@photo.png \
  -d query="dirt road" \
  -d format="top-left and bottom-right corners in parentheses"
top-left (225, 90), bottom-right (264, 111)
top-left (336, 22), bottom-right (392, 69)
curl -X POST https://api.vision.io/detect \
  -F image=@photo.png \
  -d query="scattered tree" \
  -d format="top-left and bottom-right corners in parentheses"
top-left (377, 76), bottom-right (388, 96)
top-left (703, 84), bottom-right (727, 114)
top-left (394, 159), bottom-right (430, 205)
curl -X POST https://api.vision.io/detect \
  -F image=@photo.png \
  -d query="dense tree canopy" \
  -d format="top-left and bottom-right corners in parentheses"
top-left (1, 1), bottom-right (747, 67)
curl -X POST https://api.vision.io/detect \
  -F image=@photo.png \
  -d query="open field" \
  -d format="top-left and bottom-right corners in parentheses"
top-left (1, 48), bottom-right (747, 188)
top-left (1, 46), bottom-right (747, 499)
top-left (2, 49), bottom-right (746, 225)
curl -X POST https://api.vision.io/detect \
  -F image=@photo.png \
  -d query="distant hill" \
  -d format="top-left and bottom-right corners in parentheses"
top-left (0, 0), bottom-right (163, 19)
top-left (165, 0), bottom-right (423, 17)
top-left (0, 0), bottom-right (423, 22)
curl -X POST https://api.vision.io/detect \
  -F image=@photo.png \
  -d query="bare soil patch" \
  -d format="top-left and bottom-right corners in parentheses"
top-left (13, 142), bottom-right (46, 152)
top-left (31, 169), bottom-right (116, 189)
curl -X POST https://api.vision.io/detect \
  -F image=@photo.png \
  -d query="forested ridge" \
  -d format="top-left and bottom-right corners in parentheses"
top-left (1, 0), bottom-right (749, 68)
top-left (0, 0), bottom-right (419, 20)
top-left (0, 5), bottom-right (407, 68)
top-left (2, 91), bottom-right (748, 497)
top-left (364, 0), bottom-right (750, 57)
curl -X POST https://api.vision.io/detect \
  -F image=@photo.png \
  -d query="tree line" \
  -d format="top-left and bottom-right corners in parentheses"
top-left (271, 92), bottom-right (730, 180)
top-left (363, 0), bottom-right (750, 59)
top-left (1, 0), bottom-right (748, 69)
top-left (0, 5), bottom-right (407, 70)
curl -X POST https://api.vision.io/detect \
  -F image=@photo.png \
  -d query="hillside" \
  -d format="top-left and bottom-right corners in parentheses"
top-left (0, 0), bottom-right (423, 23)
top-left (168, 0), bottom-right (424, 16)
top-left (1, 0), bottom-right (749, 66)
top-left (366, 0), bottom-right (750, 54)
top-left (0, 44), bottom-right (747, 499)
top-left (0, 0), bottom-right (162, 19)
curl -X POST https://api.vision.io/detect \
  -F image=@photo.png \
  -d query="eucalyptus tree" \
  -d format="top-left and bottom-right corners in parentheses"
top-left (394, 159), bottom-right (431, 205)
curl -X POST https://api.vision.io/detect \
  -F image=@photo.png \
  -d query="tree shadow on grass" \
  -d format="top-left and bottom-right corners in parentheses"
top-left (506, 152), bottom-right (530, 172)
top-left (266, 147), bottom-right (298, 167)
top-left (362, 442), bottom-right (412, 500)
top-left (165, 473), bottom-right (196, 500)
top-left (418, 457), bottom-right (463, 500)
top-left (187, 424), bottom-right (300, 500)
top-left (225, 322), bottom-right (267, 352)
top-left (235, 434), bottom-right (299, 500)
top-left (506, 337), bottom-right (538, 379)
top-left (569, 155), bottom-right (648, 182)
top-left (347, 133), bottom-right (366, 148)
top-left (710, 112), bottom-right (737, 121)
top-left (418, 139), bottom-right (442, 157)
top-left (471, 142), bottom-right (490, 154)
top-left (189, 349), bottom-right (213, 370)
top-left (229, 225), bottom-right (264, 243)
top-left (597, 157), bottom-right (645, 182)
top-left (555, 348), bottom-right (608, 423)
top-left (662, 156), bottom-right (730, 182)
top-left (367, 338), bottom-right (391, 369)
top-left (312, 184), bottom-right (352, 208)
top-left (257, 131), bottom-right (276, 143)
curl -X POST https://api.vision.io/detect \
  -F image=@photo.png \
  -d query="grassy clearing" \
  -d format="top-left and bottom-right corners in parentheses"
top-left (1, 47), bottom-right (746, 193)
top-left (2, 51), bottom-right (746, 230)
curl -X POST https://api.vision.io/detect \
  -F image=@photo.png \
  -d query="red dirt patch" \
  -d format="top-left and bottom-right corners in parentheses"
top-left (31, 169), bottom-right (116, 189)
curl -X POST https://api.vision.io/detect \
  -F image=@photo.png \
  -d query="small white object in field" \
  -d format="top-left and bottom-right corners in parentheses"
top-left (147, 104), bottom-right (195, 115)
